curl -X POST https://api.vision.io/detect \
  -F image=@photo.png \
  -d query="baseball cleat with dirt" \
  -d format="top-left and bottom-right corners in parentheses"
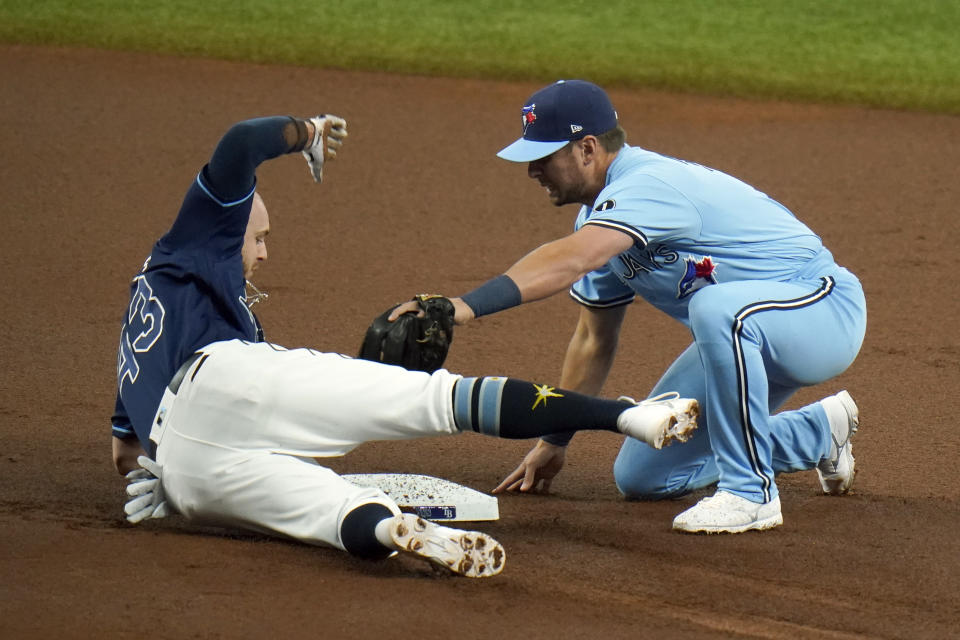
top-left (616, 392), bottom-right (699, 449)
top-left (817, 390), bottom-right (859, 495)
top-left (389, 513), bottom-right (505, 578)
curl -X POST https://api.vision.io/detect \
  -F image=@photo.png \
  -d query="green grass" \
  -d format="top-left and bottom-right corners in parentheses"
top-left (2, 0), bottom-right (959, 113)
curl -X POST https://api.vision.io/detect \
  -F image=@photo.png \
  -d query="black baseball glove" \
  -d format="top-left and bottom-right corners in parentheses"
top-left (358, 295), bottom-right (455, 373)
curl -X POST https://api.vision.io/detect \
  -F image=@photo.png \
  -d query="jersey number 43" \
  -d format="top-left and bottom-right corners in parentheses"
top-left (118, 275), bottom-right (166, 389)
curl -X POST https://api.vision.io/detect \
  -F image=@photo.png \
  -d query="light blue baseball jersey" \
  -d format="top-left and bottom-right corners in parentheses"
top-left (573, 145), bottom-right (867, 504)
top-left (570, 145), bottom-right (835, 323)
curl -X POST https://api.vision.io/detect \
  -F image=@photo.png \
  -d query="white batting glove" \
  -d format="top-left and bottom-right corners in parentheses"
top-left (303, 114), bottom-right (348, 183)
top-left (124, 455), bottom-right (170, 524)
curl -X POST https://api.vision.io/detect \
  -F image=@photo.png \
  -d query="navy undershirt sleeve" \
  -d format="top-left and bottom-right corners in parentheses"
top-left (161, 116), bottom-right (305, 252)
top-left (204, 116), bottom-right (301, 202)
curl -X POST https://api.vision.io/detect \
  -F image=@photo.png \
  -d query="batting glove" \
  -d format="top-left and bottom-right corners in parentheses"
top-left (303, 114), bottom-right (348, 183)
top-left (124, 455), bottom-right (170, 524)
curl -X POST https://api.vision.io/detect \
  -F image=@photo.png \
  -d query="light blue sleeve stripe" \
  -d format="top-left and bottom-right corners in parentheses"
top-left (112, 423), bottom-right (135, 438)
top-left (477, 377), bottom-right (506, 436)
top-left (453, 376), bottom-right (478, 431)
top-left (194, 172), bottom-right (256, 207)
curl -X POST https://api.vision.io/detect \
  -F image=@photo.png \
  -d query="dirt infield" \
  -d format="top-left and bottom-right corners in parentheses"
top-left (1, 45), bottom-right (958, 639)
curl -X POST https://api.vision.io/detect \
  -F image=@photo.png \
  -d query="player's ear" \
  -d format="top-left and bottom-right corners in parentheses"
top-left (579, 136), bottom-right (599, 165)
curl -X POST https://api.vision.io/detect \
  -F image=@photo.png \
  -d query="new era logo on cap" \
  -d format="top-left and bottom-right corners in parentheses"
top-left (498, 80), bottom-right (618, 162)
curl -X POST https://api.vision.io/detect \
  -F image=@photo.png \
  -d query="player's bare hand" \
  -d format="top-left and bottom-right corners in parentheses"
top-left (388, 299), bottom-right (422, 321)
top-left (303, 114), bottom-right (348, 183)
top-left (112, 435), bottom-right (146, 475)
top-left (387, 297), bottom-right (475, 325)
top-left (492, 439), bottom-right (567, 494)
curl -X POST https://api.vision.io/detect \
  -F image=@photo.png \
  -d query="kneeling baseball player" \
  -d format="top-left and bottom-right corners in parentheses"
top-left (112, 114), bottom-right (699, 578)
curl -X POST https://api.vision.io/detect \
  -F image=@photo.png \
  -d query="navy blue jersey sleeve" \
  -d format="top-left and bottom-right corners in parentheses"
top-left (204, 116), bottom-right (304, 202)
top-left (159, 180), bottom-right (253, 258)
top-left (111, 391), bottom-right (136, 440)
top-left (159, 116), bottom-right (305, 255)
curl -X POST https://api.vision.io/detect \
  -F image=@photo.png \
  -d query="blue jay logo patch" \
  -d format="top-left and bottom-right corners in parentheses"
top-left (677, 255), bottom-right (718, 298)
top-left (522, 104), bottom-right (537, 133)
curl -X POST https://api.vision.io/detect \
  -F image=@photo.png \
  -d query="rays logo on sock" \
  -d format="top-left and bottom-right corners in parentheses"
top-left (522, 104), bottom-right (537, 133)
top-left (531, 383), bottom-right (563, 410)
top-left (677, 255), bottom-right (718, 298)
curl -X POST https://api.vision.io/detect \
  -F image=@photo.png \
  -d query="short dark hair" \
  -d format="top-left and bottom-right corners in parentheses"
top-left (560, 125), bottom-right (626, 157)
top-left (596, 125), bottom-right (626, 152)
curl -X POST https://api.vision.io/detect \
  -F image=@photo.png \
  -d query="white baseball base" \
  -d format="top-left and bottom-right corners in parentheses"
top-left (343, 473), bottom-right (499, 522)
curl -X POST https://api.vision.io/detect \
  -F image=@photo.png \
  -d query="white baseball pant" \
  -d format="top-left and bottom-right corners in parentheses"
top-left (149, 339), bottom-right (462, 549)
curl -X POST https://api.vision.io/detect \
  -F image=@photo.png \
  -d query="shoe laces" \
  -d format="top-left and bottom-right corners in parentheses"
top-left (617, 391), bottom-right (681, 406)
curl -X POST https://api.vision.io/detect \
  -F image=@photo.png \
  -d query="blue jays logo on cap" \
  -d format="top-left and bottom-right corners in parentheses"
top-left (522, 104), bottom-right (537, 133)
top-left (498, 80), bottom-right (619, 163)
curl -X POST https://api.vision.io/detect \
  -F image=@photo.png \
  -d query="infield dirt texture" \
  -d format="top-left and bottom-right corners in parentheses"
top-left (1, 45), bottom-right (958, 639)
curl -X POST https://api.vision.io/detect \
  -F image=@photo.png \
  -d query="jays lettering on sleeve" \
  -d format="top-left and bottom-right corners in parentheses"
top-left (570, 145), bottom-right (827, 326)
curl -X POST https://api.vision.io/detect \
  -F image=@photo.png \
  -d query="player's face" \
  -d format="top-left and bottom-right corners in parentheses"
top-left (527, 143), bottom-right (591, 207)
top-left (242, 193), bottom-right (270, 280)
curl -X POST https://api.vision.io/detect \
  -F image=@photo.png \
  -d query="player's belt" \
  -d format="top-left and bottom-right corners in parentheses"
top-left (168, 352), bottom-right (206, 394)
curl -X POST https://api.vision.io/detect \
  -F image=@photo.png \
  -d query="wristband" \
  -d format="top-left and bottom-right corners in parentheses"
top-left (460, 274), bottom-right (522, 318)
top-left (291, 117), bottom-right (310, 152)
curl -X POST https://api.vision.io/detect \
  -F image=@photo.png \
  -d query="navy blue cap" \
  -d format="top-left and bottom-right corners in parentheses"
top-left (497, 80), bottom-right (618, 162)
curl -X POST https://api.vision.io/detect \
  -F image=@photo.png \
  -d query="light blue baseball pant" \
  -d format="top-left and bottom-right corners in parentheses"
top-left (614, 269), bottom-right (866, 503)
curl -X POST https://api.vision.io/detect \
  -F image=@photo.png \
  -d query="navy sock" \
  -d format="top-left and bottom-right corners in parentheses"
top-left (339, 502), bottom-right (394, 560)
top-left (452, 376), bottom-right (629, 439)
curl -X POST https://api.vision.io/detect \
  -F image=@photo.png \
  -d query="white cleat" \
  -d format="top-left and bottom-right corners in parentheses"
top-left (817, 390), bottom-right (859, 495)
top-left (616, 392), bottom-right (699, 449)
top-left (389, 513), bottom-right (505, 578)
top-left (672, 490), bottom-right (783, 534)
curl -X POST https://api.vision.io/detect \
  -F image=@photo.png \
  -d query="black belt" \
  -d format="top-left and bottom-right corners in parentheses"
top-left (168, 352), bottom-right (207, 394)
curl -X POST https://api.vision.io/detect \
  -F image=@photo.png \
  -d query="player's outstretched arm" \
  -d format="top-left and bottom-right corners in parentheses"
top-left (203, 115), bottom-right (348, 202)
top-left (388, 225), bottom-right (634, 325)
top-left (500, 225), bottom-right (633, 305)
top-left (162, 115), bottom-right (349, 248)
